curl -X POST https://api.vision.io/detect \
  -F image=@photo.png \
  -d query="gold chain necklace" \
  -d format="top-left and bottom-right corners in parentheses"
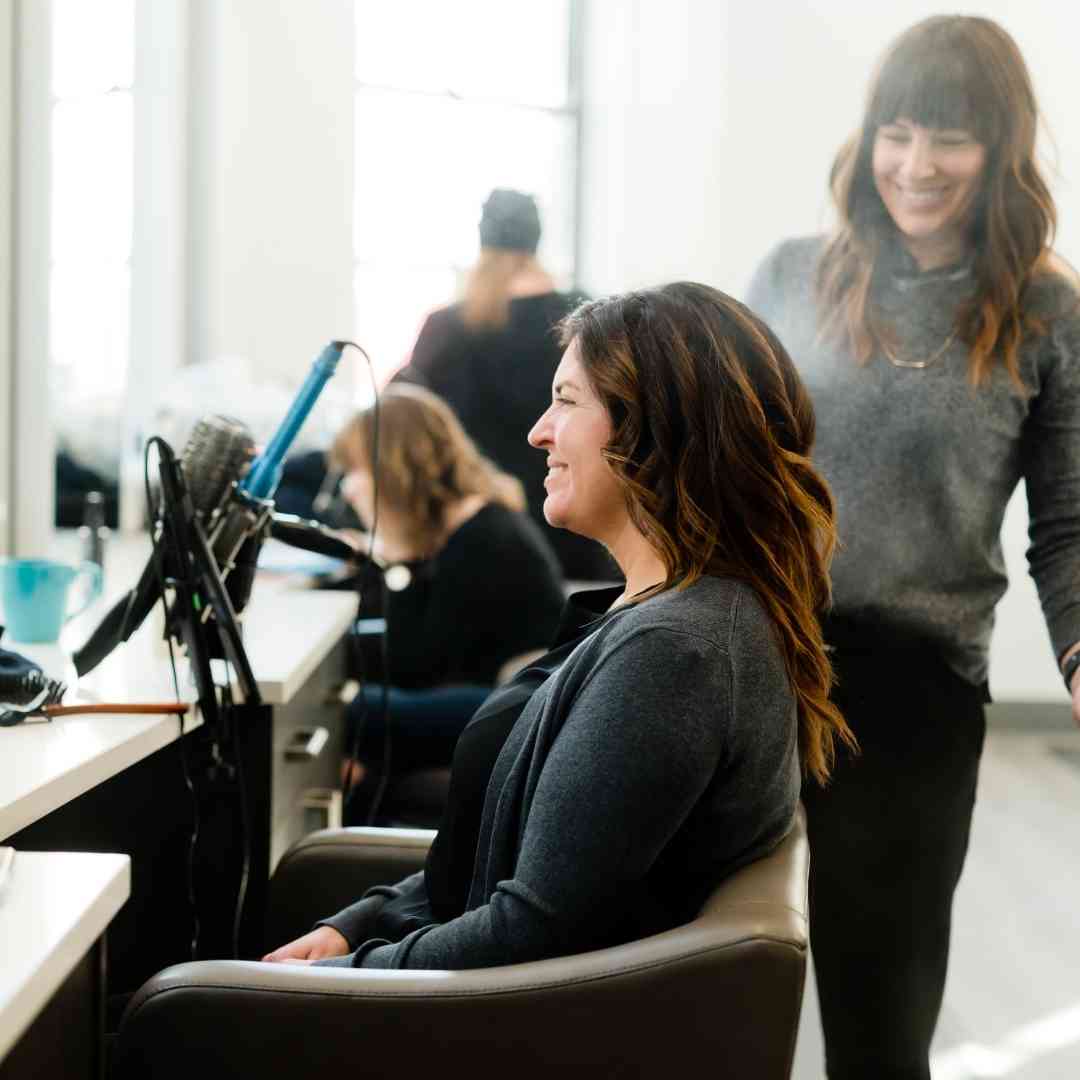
top-left (880, 328), bottom-right (958, 370)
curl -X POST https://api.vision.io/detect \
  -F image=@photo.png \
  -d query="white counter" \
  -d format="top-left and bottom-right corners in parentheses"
top-left (0, 710), bottom-right (194, 842)
top-left (0, 534), bottom-right (357, 840)
top-left (231, 587), bottom-right (357, 706)
top-left (0, 850), bottom-right (130, 1061)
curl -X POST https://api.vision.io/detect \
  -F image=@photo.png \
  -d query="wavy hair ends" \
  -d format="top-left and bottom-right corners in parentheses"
top-left (817, 15), bottom-right (1059, 389)
top-left (560, 283), bottom-right (855, 785)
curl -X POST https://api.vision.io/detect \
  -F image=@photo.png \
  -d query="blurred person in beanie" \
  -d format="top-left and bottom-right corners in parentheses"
top-left (396, 189), bottom-right (616, 583)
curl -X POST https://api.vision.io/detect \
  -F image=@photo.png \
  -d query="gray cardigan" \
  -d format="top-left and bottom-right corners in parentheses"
top-left (319, 576), bottom-right (799, 970)
top-left (747, 236), bottom-right (1080, 684)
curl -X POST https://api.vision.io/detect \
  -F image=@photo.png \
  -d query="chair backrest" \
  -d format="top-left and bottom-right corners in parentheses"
top-left (520, 809), bottom-right (810, 1075)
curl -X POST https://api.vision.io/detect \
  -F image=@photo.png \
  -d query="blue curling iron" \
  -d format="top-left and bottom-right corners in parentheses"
top-left (240, 341), bottom-right (345, 500)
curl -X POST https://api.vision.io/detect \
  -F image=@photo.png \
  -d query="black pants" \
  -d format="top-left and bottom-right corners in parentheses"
top-left (802, 629), bottom-right (987, 1079)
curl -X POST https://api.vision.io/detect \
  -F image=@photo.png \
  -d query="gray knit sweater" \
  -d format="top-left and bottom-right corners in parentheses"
top-left (747, 236), bottom-right (1080, 685)
top-left (318, 576), bottom-right (799, 970)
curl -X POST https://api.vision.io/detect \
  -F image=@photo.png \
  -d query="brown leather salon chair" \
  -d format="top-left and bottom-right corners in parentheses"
top-left (110, 810), bottom-right (809, 1078)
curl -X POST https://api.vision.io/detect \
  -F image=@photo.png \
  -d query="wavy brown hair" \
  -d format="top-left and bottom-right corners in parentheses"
top-left (817, 15), bottom-right (1060, 389)
top-left (561, 283), bottom-right (855, 784)
top-left (330, 383), bottom-right (524, 550)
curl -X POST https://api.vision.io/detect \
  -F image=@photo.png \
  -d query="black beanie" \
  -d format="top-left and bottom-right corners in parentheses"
top-left (478, 188), bottom-right (541, 253)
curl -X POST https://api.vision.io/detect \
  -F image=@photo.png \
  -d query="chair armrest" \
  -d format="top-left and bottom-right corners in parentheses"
top-left (113, 919), bottom-right (805, 1079)
top-left (264, 826), bottom-right (434, 951)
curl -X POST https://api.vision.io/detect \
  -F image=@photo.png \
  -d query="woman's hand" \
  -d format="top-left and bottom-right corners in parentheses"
top-left (262, 925), bottom-right (350, 964)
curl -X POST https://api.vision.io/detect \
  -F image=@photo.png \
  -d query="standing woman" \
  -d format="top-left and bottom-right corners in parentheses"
top-left (747, 16), bottom-right (1080, 1079)
top-left (396, 188), bottom-right (615, 581)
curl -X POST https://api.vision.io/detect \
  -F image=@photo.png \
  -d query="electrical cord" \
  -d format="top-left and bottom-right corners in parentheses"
top-left (219, 672), bottom-right (251, 960)
top-left (366, 571), bottom-right (393, 825)
top-left (333, 342), bottom-right (395, 824)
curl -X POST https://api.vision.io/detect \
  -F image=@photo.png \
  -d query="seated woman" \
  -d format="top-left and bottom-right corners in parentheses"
top-left (330, 383), bottom-right (565, 817)
top-left (264, 282), bottom-right (855, 970)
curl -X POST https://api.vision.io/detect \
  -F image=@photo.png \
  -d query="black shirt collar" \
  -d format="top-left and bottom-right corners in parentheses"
top-left (552, 585), bottom-right (624, 646)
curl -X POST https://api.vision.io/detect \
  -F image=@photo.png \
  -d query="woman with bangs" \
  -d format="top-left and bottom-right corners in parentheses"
top-left (748, 15), bottom-right (1080, 1078)
top-left (263, 283), bottom-right (855, 982)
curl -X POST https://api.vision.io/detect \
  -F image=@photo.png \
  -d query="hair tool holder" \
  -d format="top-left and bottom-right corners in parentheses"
top-left (151, 436), bottom-right (264, 728)
top-left (73, 340), bottom-right (347, 696)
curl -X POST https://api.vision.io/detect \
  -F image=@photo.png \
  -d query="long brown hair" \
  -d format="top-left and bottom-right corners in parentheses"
top-left (462, 248), bottom-right (538, 331)
top-left (561, 283), bottom-right (855, 784)
top-left (817, 15), bottom-right (1059, 388)
top-left (330, 383), bottom-right (524, 549)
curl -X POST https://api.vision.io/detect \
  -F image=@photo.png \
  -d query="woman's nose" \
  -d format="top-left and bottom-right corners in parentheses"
top-left (527, 409), bottom-right (552, 448)
top-left (899, 134), bottom-right (936, 180)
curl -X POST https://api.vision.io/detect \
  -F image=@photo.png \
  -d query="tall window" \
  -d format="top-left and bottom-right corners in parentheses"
top-left (44, 0), bottom-right (136, 529)
top-left (353, 0), bottom-right (579, 384)
top-left (50, 0), bottom-right (134, 404)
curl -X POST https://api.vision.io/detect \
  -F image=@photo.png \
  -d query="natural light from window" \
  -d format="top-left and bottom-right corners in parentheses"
top-left (353, 0), bottom-right (577, 388)
top-left (49, 0), bottom-right (133, 402)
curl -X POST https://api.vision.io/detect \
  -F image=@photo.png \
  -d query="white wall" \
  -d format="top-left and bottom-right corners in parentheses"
top-left (0, 0), bottom-right (12, 555)
top-left (582, 1), bottom-right (1080, 296)
top-left (580, 0), bottom-right (1080, 703)
top-left (12, 0), bottom-right (53, 557)
top-left (127, 0), bottom-right (189, 455)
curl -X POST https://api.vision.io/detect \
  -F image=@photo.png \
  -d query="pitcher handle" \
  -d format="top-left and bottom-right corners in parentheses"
top-left (65, 561), bottom-right (104, 622)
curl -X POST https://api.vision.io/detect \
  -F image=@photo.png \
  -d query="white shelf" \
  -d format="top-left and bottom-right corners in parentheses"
top-left (0, 850), bottom-right (129, 1062)
top-left (0, 710), bottom-right (196, 841)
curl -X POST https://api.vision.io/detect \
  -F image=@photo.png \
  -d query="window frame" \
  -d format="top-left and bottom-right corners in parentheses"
top-left (11, 0), bottom-right (187, 549)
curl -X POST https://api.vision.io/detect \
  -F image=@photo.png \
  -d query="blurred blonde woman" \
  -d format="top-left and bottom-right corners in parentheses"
top-left (329, 382), bottom-right (564, 817)
top-left (396, 188), bottom-right (614, 582)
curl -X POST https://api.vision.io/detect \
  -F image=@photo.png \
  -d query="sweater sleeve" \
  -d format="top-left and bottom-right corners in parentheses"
top-left (353, 626), bottom-right (729, 970)
top-left (314, 870), bottom-right (435, 950)
top-left (1022, 309), bottom-right (1080, 662)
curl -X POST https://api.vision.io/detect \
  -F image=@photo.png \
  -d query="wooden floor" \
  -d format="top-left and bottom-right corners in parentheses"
top-left (792, 724), bottom-right (1080, 1080)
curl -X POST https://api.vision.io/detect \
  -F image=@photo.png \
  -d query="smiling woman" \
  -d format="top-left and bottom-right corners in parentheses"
top-left (262, 282), bottom-right (853, 972)
top-left (526, 341), bottom-right (626, 551)
top-left (746, 15), bottom-right (1080, 1079)
top-left (871, 119), bottom-right (986, 270)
